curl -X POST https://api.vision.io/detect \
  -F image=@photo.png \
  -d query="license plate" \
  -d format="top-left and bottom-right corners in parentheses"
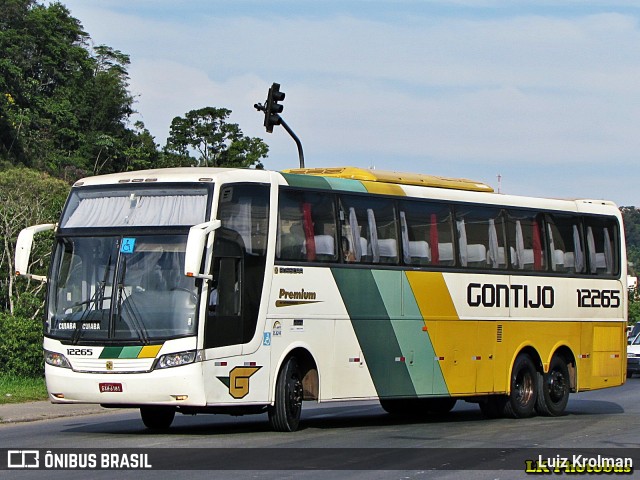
top-left (99, 383), bottom-right (123, 393)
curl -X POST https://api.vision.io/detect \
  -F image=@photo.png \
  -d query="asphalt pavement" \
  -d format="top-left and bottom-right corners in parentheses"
top-left (0, 400), bottom-right (110, 424)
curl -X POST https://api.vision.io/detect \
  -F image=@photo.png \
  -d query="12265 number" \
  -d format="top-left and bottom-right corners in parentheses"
top-left (577, 289), bottom-right (621, 308)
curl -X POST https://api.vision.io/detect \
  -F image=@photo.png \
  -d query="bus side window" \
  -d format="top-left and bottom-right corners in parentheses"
top-left (399, 200), bottom-right (455, 267)
top-left (218, 184), bottom-right (270, 257)
top-left (545, 214), bottom-right (584, 273)
top-left (339, 195), bottom-right (398, 265)
top-left (456, 206), bottom-right (506, 270)
top-left (506, 210), bottom-right (547, 271)
top-left (277, 189), bottom-right (337, 263)
top-left (584, 217), bottom-right (619, 276)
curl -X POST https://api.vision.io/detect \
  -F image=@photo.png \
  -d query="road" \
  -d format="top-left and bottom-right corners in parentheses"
top-left (2, 378), bottom-right (639, 480)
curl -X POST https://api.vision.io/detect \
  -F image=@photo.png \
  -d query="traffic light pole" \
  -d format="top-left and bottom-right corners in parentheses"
top-left (277, 115), bottom-right (305, 169)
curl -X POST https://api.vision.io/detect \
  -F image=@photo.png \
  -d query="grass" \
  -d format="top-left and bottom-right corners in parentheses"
top-left (0, 374), bottom-right (48, 404)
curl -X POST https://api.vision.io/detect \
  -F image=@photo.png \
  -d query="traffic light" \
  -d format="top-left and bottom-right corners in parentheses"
top-left (264, 82), bottom-right (285, 133)
top-left (254, 82), bottom-right (305, 167)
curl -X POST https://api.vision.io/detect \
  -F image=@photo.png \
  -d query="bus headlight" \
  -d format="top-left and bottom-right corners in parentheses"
top-left (44, 350), bottom-right (72, 369)
top-left (155, 350), bottom-right (203, 369)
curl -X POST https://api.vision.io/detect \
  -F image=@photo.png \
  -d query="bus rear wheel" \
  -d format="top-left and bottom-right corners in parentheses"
top-left (268, 356), bottom-right (303, 432)
top-left (536, 355), bottom-right (570, 416)
top-left (140, 406), bottom-right (175, 430)
top-left (503, 353), bottom-right (538, 418)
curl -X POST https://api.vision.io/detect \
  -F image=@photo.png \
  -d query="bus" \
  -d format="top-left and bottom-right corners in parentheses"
top-left (15, 166), bottom-right (627, 431)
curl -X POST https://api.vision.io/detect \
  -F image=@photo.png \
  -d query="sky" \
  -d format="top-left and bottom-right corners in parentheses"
top-left (53, 0), bottom-right (640, 206)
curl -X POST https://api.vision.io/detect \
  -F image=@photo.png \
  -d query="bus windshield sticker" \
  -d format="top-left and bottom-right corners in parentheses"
top-left (120, 238), bottom-right (136, 254)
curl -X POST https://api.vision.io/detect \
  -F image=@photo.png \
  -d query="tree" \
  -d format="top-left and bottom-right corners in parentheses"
top-left (621, 207), bottom-right (640, 270)
top-left (630, 293), bottom-right (640, 325)
top-left (165, 107), bottom-right (268, 168)
top-left (0, 167), bottom-right (69, 317)
top-left (0, 0), bottom-right (93, 168)
top-left (0, 1), bottom-right (156, 180)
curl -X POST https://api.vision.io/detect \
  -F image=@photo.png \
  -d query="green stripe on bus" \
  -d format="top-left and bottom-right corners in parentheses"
top-left (281, 173), bottom-right (332, 190)
top-left (100, 346), bottom-right (123, 359)
top-left (119, 346), bottom-right (143, 359)
top-left (370, 270), bottom-right (449, 396)
top-left (323, 177), bottom-right (368, 193)
top-left (99, 346), bottom-right (145, 359)
top-left (331, 268), bottom-right (417, 398)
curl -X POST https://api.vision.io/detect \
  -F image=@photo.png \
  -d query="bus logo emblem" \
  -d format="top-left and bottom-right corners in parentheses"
top-left (217, 366), bottom-right (262, 399)
top-left (106, 361), bottom-right (113, 371)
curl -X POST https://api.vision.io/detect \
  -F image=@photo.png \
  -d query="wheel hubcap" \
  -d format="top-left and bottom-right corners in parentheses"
top-left (515, 370), bottom-right (534, 406)
top-left (287, 376), bottom-right (303, 414)
top-left (548, 370), bottom-right (566, 403)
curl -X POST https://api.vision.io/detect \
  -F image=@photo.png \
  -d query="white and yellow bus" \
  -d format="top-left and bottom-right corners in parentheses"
top-left (15, 166), bottom-right (627, 431)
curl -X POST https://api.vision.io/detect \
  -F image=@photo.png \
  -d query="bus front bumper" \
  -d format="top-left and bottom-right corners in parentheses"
top-left (44, 362), bottom-right (206, 407)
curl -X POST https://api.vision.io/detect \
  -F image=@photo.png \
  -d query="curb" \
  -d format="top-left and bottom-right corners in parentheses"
top-left (0, 401), bottom-right (116, 425)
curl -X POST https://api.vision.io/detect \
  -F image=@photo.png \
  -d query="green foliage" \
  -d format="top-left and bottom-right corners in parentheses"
top-left (0, 312), bottom-right (44, 377)
top-left (0, 373), bottom-right (48, 404)
top-left (0, 167), bottom-right (70, 315)
top-left (0, 1), bottom-right (158, 179)
top-left (165, 107), bottom-right (268, 168)
top-left (629, 293), bottom-right (640, 325)
top-left (621, 207), bottom-right (640, 271)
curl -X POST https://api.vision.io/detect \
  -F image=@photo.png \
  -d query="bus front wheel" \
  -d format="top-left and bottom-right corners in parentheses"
top-left (268, 356), bottom-right (303, 432)
top-left (536, 355), bottom-right (570, 416)
top-left (140, 406), bottom-right (175, 430)
top-left (503, 353), bottom-right (538, 418)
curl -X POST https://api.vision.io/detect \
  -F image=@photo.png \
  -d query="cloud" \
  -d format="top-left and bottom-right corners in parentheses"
top-left (57, 1), bottom-right (640, 203)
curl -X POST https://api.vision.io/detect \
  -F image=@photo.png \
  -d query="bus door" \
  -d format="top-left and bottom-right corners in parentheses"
top-left (203, 228), bottom-right (266, 351)
top-left (204, 229), bottom-right (244, 350)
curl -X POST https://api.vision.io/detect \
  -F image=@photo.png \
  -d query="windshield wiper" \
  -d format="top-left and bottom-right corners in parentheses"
top-left (70, 283), bottom-right (111, 345)
top-left (71, 254), bottom-right (112, 344)
top-left (118, 288), bottom-right (150, 344)
top-left (116, 258), bottom-right (150, 344)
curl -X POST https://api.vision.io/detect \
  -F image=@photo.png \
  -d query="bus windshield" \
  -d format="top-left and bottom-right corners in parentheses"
top-left (48, 235), bottom-right (198, 343)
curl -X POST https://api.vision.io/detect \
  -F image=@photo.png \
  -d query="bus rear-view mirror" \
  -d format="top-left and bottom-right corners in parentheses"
top-left (184, 219), bottom-right (221, 280)
top-left (15, 223), bottom-right (56, 282)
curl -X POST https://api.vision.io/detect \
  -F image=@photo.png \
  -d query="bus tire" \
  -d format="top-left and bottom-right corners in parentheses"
top-left (535, 355), bottom-right (570, 416)
top-left (140, 406), bottom-right (175, 430)
top-left (503, 353), bottom-right (537, 418)
top-left (268, 356), bottom-right (303, 432)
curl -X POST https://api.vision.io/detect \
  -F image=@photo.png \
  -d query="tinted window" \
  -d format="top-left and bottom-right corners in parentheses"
top-left (218, 184), bottom-right (269, 256)
top-left (506, 210), bottom-right (547, 271)
top-left (339, 195), bottom-right (398, 264)
top-left (399, 201), bottom-right (455, 267)
top-left (545, 213), bottom-right (584, 274)
top-left (277, 189), bottom-right (337, 262)
top-left (584, 216), bottom-right (619, 276)
top-left (456, 207), bottom-right (507, 269)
